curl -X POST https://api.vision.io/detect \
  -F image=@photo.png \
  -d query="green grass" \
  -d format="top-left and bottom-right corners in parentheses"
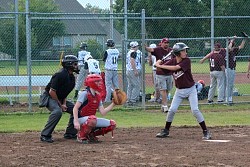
top-left (0, 60), bottom-right (248, 75)
top-left (0, 104), bottom-right (250, 133)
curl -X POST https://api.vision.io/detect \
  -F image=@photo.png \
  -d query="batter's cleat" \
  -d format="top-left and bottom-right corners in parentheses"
top-left (40, 136), bottom-right (54, 143)
top-left (156, 129), bottom-right (169, 138)
top-left (202, 130), bottom-right (212, 140)
top-left (64, 133), bottom-right (77, 139)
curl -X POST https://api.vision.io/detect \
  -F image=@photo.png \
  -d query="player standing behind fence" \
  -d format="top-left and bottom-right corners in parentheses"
top-left (224, 36), bottom-right (246, 103)
top-left (103, 39), bottom-right (120, 103)
top-left (84, 54), bottom-right (106, 101)
top-left (247, 58), bottom-right (250, 78)
top-left (74, 42), bottom-right (89, 99)
top-left (148, 43), bottom-right (161, 103)
top-left (155, 42), bottom-right (211, 140)
top-left (126, 41), bottom-right (142, 105)
top-left (145, 38), bottom-right (173, 112)
top-left (40, 55), bottom-right (79, 143)
top-left (200, 43), bottom-right (226, 103)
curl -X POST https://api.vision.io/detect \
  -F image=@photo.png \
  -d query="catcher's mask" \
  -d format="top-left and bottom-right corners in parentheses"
top-left (61, 55), bottom-right (79, 73)
top-left (85, 74), bottom-right (103, 92)
top-left (173, 42), bottom-right (189, 56)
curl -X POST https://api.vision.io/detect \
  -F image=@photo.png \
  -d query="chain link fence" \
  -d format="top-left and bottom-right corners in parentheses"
top-left (0, 0), bottom-right (249, 112)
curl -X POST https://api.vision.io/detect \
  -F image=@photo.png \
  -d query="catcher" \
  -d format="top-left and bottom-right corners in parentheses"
top-left (73, 74), bottom-right (126, 144)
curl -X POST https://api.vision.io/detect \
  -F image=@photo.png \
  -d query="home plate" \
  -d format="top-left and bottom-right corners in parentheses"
top-left (204, 140), bottom-right (231, 143)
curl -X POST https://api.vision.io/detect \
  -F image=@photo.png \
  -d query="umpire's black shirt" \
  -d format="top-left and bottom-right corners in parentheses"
top-left (45, 68), bottom-right (75, 102)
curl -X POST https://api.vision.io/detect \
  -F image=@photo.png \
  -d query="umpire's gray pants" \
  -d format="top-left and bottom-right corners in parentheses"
top-left (208, 71), bottom-right (225, 101)
top-left (75, 66), bottom-right (87, 91)
top-left (41, 98), bottom-right (77, 137)
top-left (104, 70), bottom-right (119, 102)
top-left (126, 70), bottom-right (141, 103)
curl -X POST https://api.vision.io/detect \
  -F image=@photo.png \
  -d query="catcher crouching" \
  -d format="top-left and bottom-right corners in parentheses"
top-left (73, 74), bottom-right (126, 144)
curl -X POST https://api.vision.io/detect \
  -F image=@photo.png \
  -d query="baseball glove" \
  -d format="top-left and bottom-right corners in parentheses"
top-left (241, 31), bottom-right (249, 38)
top-left (112, 89), bottom-right (127, 105)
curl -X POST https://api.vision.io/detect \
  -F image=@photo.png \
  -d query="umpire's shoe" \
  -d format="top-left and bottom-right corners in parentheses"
top-left (156, 129), bottom-right (169, 138)
top-left (40, 135), bottom-right (54, 143)
top-left (64, 133), bottom-right (77, 139)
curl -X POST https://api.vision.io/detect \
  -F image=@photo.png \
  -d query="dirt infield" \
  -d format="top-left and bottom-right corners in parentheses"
top-left (0, 126), bottom-right (250, 167)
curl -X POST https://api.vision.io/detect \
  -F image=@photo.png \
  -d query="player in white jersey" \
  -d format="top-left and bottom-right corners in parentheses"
top-left (103, 39), bottom-right (120, 103)
top-left (126, 41), bottom-right (142, 104)
top-left (84, 54), bottom-right (101, 75)
top-left (74, 42), bottom-right (89, 99)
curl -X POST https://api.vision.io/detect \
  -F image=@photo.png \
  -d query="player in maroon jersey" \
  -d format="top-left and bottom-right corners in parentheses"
top-left (155, 42), bottom-right (211, 140)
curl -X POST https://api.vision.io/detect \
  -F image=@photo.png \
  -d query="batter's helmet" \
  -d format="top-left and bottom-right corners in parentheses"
top-left (106, 39), bottom-right (115, 47)
top-left (173, 42), bottom-right (189, 55)
top-left (61, 55), bottom-right (79, 73)
top-left (80, 42), bottom-right (87, 49)
top-left (85, 74), bottom-right (103, 92)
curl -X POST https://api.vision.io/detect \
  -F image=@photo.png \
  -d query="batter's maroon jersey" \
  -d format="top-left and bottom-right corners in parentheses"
top-left (209, 52), bottom-right (225, 71)
top-left (164, 57), bottom-right (195, 89)
top-left (152, 46), bottom-right (173, 75)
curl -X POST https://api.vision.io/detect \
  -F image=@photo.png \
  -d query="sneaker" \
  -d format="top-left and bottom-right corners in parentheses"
top-left (64, 133), bottom-right (77, 139)
top-left (207, 100), bottom-right (213, 104)
top-left (202, 130), bottom-right (212, 140)
top-left (161, 105), bottom-right (168, 113)
top-left (156, 129), bottom-right (169, 138)
top-left (40, 136), bottom-right (54, 143)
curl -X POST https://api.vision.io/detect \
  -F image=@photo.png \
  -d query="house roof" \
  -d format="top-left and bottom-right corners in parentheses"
top-left (54, 0), bottom-right (107, 35)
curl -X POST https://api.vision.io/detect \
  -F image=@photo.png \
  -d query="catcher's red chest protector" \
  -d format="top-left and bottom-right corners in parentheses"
top-left (79, 91), bottom-right (101, 117)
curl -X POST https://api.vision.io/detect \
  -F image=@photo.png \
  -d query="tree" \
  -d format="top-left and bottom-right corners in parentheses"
top-left (113, 0), bottom-right (250, 40)
top-left (0, 0), bottom-right (66, 61)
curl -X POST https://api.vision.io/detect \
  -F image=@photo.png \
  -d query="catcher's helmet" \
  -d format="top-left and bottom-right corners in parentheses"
top-left (80, 42), bottom-right (87, 49)
top-left (61, 55), bottom-right (79, 73)
top-left (84, 54), bottom-right (93, 62)
top-left (85, 74), bottom-right (103, 92)
top-left (173, 42), bottom-right (189, 55)
top-left (198, 80), bottom-right (205, 87)
top-left (106, 39), bottom-right (115, 47)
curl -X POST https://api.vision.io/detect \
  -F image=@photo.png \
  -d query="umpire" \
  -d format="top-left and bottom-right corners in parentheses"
top-left (40, 55), bottom-right (79, 143)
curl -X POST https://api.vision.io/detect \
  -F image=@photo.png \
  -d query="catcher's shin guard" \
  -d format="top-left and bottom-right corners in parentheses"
top-left (78, 115), bottom-right (97, 140)
top-left (92, 120), bottom-right (116, 137)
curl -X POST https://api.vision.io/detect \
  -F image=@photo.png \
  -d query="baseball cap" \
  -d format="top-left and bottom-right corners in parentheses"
top-left (130, 41), bottom-right (139, 48)
top-left (149, 43), bottom-right (157, 48)
top-left (161, 38), bottom-right (169, 43)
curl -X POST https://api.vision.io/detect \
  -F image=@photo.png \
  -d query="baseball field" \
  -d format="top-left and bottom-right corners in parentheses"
top-left (0, 106), bottom-right (250, 166)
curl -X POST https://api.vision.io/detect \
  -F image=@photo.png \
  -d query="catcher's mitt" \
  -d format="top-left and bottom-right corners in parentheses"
top-left (241, 31), bottom-right (249, 38)
top-left (112, 89), bottom-right (127, 105)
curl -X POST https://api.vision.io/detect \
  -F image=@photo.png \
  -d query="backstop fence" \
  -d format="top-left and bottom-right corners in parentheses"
top-left (0, 0), bottom-right (249, 112)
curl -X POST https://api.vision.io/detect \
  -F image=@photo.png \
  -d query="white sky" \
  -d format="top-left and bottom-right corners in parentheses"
top-left (77, 0), bottom-right (111, 9)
